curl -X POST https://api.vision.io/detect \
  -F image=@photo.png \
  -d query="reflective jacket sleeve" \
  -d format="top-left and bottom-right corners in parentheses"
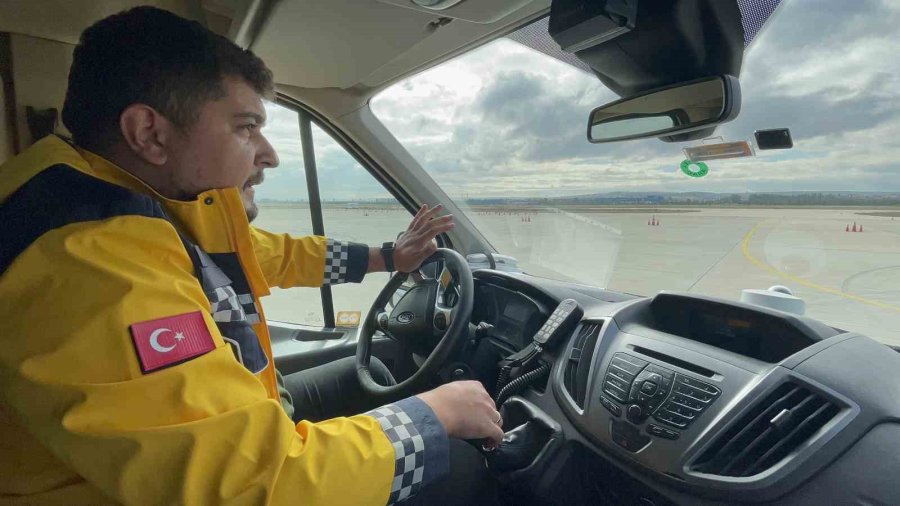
top-left (0, 216), bottom-right (446, 505)
top-left (250, 226), bottom-right (370, 289)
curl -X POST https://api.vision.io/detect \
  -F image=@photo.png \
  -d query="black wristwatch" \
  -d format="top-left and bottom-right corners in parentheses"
top-left (381, 242), bottom-right (395, 272)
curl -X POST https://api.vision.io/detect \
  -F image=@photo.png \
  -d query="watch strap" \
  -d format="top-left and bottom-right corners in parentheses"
top-left (381, 241), bottom-right (395, 272)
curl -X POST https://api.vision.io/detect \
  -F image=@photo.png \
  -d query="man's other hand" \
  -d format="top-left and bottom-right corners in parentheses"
top-left (417, 380), bottom-right (504, 447)
top-left (394, 204), bottom-right (454, 273)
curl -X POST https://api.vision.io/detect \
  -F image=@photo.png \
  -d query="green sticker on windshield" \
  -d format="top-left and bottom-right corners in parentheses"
top-left (680, 160), bottom-right (709, 178)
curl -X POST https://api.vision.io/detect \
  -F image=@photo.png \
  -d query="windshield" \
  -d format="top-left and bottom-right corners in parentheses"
top-left (372, 0), bottom-right (900, 344)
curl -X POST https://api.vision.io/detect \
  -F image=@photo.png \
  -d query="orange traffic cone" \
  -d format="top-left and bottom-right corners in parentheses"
top-left (845, 224), bottom-right (850, 232)
top-left (852, 222), bottom-right (857, 232)
top-left (859, 225), bottom-right (864, 232)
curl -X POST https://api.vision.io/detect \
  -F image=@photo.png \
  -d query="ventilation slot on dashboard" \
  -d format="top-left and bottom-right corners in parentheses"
top-left (690, 382), bottom-right (841, 477)
top-left (563, 321), bottom-right (603, 409)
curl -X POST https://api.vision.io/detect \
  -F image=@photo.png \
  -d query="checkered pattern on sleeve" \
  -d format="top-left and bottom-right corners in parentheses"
top-left (323, 239), bottom-right (350, 285)
top-left (208, 285), bottom-right (246, 323)
top-left (366, 403), bottom-right (426, 504)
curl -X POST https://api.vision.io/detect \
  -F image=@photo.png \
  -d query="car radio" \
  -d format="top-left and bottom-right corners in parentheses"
top-left (599, 353), bottom-right (721, 444)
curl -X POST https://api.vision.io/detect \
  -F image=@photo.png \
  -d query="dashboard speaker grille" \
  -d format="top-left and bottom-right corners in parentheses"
top-left (691, 382), bottom-right (841, 477)
top-left (563, 322), bottom-right (603, 408)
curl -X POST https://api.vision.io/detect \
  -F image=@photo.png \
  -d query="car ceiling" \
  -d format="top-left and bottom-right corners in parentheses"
top-left (1, 0), bottom-right (552, 93)
top-left (251, 0), bottom-right (549, 91)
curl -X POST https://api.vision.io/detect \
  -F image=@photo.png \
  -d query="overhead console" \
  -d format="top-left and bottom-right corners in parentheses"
top-left (550, 0), bottom-right (745, 142)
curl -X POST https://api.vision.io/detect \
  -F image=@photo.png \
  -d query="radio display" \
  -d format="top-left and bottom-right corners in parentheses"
top-left (650, 294), bottom-right (819, 363)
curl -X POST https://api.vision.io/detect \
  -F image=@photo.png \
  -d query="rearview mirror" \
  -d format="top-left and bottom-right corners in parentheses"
top-left (587, 75), bottom-right (740, 143)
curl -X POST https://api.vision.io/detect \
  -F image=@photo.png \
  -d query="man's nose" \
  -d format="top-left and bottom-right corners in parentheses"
top-left (256, 133), bottom-right (280, 169)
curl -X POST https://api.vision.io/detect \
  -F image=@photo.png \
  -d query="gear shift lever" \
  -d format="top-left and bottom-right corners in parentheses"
top-left (485, 422), bottom-right (541, 473)
top-left (475, 397), bottom-right (564, 477)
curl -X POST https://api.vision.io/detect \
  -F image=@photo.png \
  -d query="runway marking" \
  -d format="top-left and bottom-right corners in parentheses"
top-left (555, 208), bottom-right (622, 235)
top-left (740, 221), bottom-right (900, 313)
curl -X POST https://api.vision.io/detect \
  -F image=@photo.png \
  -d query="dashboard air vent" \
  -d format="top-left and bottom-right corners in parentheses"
top-left (563, 321), bottom-right (603, 408)
top-left (691, 382), bottom-right (841, 477)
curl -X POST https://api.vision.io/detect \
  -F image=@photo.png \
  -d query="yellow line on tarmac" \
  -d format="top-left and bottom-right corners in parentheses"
top-left (740, 221), bottom-right (900, 313)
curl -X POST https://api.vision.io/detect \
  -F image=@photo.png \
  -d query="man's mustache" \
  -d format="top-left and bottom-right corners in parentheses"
top-left (244, 172), bottom-right (265, 188)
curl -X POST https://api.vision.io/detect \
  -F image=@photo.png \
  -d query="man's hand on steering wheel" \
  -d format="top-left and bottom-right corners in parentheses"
top-left (393, 204), bottom-right (454, 272)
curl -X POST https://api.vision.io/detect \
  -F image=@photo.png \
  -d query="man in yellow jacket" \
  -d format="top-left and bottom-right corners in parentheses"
top-left (0, 6), bottom-right (503, 505)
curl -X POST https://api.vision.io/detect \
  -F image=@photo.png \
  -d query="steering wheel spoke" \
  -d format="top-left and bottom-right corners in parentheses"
top-left (374, 310), bottom-right (391, 332)
top-left (433, 303), bottom-right (453, 333)
top-left (372, 310), bottom-right (402, 343)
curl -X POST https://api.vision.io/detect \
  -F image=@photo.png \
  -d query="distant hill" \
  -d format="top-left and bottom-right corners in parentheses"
top-left (260, 192), bottom-right (900, 207)
top-left (463, 191), bottom-right (900, 206)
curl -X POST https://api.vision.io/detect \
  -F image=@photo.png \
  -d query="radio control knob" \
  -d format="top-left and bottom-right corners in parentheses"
top-left (627, 404), bottom-right (647, 424)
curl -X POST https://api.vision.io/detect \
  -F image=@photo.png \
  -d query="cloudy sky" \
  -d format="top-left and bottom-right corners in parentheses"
top-left (257, 0), bottom-right (900, 201)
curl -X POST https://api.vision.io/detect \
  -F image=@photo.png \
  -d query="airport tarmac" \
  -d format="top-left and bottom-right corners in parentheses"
top-left (255, 205), bottom-right (900, 346)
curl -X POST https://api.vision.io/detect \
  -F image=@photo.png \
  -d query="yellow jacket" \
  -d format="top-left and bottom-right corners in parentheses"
top-left (0, 136), bottom-right (447, 505)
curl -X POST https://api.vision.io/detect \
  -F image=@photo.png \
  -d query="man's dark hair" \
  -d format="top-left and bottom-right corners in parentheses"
top-left (62, 6), bottom-right (274, 151)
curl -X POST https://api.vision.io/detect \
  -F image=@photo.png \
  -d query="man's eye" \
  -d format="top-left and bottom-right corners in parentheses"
top-left (242, 124), bottom-right (258, 132)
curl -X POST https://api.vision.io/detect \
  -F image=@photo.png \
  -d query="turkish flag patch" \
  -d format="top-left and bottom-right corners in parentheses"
top-left (130, 311), bottom-right (216, 373)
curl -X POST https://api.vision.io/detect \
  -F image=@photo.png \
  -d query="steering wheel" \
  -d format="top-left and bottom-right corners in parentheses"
top-left (356, 248), bottom-right (474, 400)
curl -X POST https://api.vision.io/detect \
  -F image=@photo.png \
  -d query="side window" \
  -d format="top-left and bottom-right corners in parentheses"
top-left (311, 123), bottom-right (412, 323)
top-left (254, 101), bottom-right (410, 327)
top-left (253, 102), bottom-right (321, 325)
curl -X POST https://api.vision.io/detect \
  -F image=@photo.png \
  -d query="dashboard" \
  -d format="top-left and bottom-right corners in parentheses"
top-left (469, 270), bottom-right (900, 505)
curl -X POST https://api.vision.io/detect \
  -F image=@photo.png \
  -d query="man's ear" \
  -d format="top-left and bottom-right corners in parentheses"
top-left (118, 104), bottom-right (172, 166)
